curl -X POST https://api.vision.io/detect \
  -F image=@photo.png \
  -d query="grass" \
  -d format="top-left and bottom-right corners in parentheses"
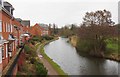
top-left (35, 42), bottom-right (41, 49)
top-left (106, 43), bottom-right (118, 53)
top-left (104, 38), bottom-right (120, 61)
top-left (38, 38), bottom-right (68, 76)
top-left (106, 38), bottom-right (119, 54)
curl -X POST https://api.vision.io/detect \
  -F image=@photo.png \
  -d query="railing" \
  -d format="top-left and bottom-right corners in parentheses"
top-left (2, 44), bottom-right (25, 77)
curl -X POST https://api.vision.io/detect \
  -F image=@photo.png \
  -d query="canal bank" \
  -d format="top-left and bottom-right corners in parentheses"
top-left (69, 36), bottom-right (120, 62)
top-left (36, 37), bottom-right (68, 76)
top-left (44, 37), bottom-right (118, 75)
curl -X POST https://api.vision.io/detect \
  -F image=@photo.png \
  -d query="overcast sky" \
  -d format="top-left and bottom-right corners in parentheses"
top-left (5, 0), bottom-right (119, 27)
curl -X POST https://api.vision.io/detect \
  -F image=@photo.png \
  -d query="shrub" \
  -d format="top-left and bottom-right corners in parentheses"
top-left (30, 58), bottom-right (37, 64)
top-left (35, 61), bottom-right (48, 76)
top-left (24, 45), bottom-right (37, 57)
top-left (32, 36), bottom-right (43, 42)
top-left (42, 36), bottom-right (53, 40)
top-left (76, 39), bottom-right (94, 53)
top-left (24, 45), bottom-right (31, 54)
top-left (29, 40), bottom-right (35, 45)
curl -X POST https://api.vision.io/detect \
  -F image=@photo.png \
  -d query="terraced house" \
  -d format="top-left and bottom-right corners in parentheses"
top-left (0, 0), bottom-right (30, 76)
top-left (30, 23), bottom-right (51, 36)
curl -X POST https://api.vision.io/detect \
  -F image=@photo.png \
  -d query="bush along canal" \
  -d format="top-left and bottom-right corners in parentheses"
top-left (17, 36), bottom-right (67, 76)
top-left (35, 36), bottom-right (68, 76)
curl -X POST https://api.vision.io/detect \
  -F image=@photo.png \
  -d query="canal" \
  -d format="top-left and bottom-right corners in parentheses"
top-left (44, 37), bottom-right (118, 75)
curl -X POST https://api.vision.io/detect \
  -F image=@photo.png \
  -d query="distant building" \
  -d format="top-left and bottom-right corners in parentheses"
top-left (16, 18), bottom-right (30, 27)
top-left (29, 23), bottom-right (51, 36)
top-left (38, 23), bottom-right (50, 36)
top-left (15, 18), bottom-right (30, 34)
top-left (29, 23), bottom-right (42, 36)
top-left (21, 20), bottom-right (30, 27)
top-left (15, 18), bottom-right (23, 23)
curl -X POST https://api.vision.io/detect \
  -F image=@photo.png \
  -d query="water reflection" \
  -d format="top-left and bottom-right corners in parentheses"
top-left (44, 37), bottom-right (118, 75)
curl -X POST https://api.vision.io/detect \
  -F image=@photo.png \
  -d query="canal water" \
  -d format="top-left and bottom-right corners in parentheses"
top-left (44, 37), bottom-right (118, 75)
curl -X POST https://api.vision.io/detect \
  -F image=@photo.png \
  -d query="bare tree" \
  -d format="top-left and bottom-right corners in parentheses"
top-left (77, 10), bottom-right (116, 57)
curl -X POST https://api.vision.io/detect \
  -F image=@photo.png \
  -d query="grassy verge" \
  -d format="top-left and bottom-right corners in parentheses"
top-left (38, 38), bottom-right (68, 76)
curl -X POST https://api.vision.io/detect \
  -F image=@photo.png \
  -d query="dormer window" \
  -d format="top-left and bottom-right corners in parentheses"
top-left (3, 1), bottom-right (14, 15)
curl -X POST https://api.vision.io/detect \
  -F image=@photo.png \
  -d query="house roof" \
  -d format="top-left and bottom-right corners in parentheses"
top-left (21, 20), bottom-right (30, 27)
top-left (15, 18), bottom-right (22, 22)
top-left (38, 23), bottom-right (49, 30)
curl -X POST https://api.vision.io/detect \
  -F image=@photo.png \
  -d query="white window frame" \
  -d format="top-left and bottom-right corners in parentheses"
top-left (8, 24), bottom-right (10, 32)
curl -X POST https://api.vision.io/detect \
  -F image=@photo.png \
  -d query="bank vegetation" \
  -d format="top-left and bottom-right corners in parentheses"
top-left (17, 36), bottom-right (54, 76)
top-left (60, 10), bottom-right (119, 62)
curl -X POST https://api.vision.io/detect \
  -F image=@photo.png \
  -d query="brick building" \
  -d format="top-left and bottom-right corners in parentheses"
top-left (0, 0), bottom-right (30, 76)
top-left (29, 23), bottom-right (51, 36)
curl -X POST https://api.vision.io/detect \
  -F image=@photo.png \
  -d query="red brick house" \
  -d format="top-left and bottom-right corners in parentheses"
top-left (0, 1), bottom-right (15, 72)
top-left (29, 23), bottom-right (42, 36)
top-left (29, 23), bottom-right (51, 37)
top-left (0, 1), bottom-right (30, 76)
top-left (38, 23), bottom-right (50, 36)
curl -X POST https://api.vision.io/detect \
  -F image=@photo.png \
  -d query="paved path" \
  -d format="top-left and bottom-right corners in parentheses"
top-left (36, 45), bottom-right (59, 76)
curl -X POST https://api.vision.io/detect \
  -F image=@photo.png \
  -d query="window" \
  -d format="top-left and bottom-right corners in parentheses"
top-left (6, 44), bottom-right (8, 58)
top-left (8, 24), bottom-right (10, 32)
top-left (0, 47), bottom-right (2, 63)
top-left (3, 22), bottom-right (5, 32)
top-left (9, 44), bottom-right (12, 52)
top-left (2, 45), bottom-right (4, 59)
top-left (11, 25), bottom-right (13, 32)
top-left (0, 21), bottom-right (1, 31)
top-left (6, 23), bottom-right (7, 32)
